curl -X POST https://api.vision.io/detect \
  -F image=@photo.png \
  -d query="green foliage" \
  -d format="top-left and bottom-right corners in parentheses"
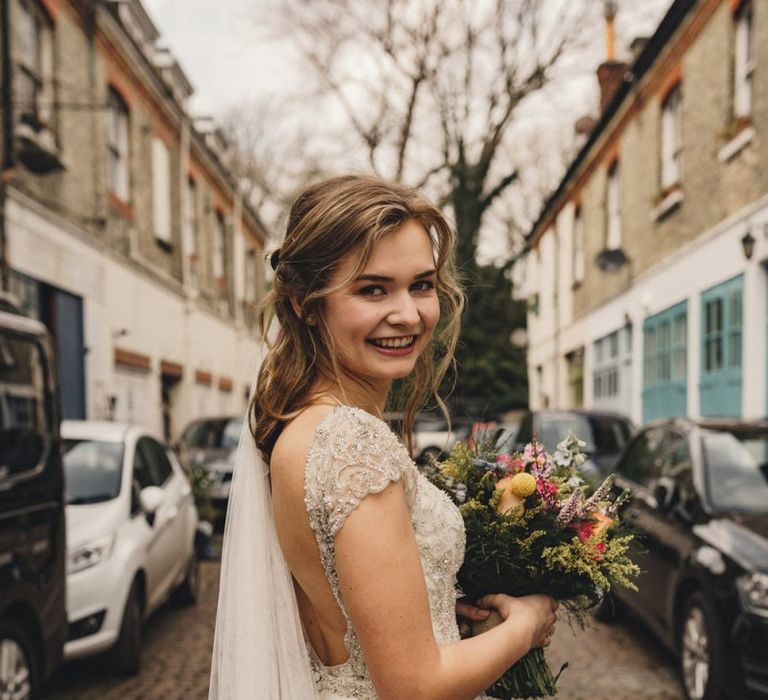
top-left (447, 265), bottom-right (528, 417)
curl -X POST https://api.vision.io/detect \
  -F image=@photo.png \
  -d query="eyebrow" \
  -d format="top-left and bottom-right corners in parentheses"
top-left (353, 269), bottom-right (436, 283)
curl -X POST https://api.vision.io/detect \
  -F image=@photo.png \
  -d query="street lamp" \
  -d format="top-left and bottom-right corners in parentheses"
top-left (741, 229), bottom-right (755, 260)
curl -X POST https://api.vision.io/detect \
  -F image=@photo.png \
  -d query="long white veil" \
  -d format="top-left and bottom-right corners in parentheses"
top-left (208, 387), bottom-right (320, 698)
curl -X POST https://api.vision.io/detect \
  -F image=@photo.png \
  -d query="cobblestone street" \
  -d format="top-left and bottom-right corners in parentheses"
top-left (42, 552), bottom-right (685, 700)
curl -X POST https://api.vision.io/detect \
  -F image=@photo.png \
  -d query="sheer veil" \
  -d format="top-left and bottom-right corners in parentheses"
top-left (209, 373), bottom-right (320, 698)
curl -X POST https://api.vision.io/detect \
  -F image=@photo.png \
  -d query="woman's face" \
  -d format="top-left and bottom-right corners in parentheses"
top-left (321, 219), bottom-right (440, 390)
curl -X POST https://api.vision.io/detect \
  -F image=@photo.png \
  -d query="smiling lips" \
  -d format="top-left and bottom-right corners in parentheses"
top-left (367, 335), bottom-right (417, 355)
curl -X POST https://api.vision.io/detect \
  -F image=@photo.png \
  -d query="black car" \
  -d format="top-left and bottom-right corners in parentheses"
top-left (513, 409), bottom-right (634, 478)
top-left (0, 296), bottom-right (67, 698)
top-left (602, 418), bottom-right (768, 700)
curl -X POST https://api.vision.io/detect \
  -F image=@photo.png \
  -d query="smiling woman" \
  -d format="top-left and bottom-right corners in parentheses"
top-left (210, 175), bottom-right (559, 700)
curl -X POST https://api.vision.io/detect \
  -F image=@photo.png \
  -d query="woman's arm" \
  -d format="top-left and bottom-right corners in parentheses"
top-left (335, 480), bottom-right (556, 700)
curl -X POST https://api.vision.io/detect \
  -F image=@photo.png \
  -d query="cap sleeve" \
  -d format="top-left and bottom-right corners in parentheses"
top-left (308, 407), bottom-right (415, 538)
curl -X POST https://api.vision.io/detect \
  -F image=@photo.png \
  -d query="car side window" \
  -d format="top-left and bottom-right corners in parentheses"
top-left (659, 433), bottom-right (695, 506)
top-left (141, 437), bottom-right (173, 486)
top-left (616, 428), bottom-right (667, 487)
top-left (516, 414), bottom-right (533, 446)
top-left (131, 439), bottom-right (154, 514)
top-left (0, 331), bottom-right (49, 481)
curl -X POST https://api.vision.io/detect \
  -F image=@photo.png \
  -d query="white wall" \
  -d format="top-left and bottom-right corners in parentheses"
top-left (7, 192), bottom-right (264, 439)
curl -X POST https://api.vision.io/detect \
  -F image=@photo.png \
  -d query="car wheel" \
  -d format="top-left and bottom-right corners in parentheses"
top-left (111, 581), bottom-right (142, 675)
top-left (0, 619), bottom-right (38, 700)
top-left (680, 591), bottom-right (725, 700)
top-left (173, 551), bottom-right (200, 607)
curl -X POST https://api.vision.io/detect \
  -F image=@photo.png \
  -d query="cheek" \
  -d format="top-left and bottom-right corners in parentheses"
top-left (421, 298), bottom-right (440, 334)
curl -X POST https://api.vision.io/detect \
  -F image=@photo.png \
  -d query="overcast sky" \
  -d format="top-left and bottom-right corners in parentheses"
top-left (143, 0), bottom-right (675, 119)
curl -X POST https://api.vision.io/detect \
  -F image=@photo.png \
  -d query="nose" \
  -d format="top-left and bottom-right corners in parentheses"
top-left (387, 290), bottom-right (421, 327)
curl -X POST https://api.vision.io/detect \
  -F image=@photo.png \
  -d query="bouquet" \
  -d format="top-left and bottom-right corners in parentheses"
top-left (426, 432), bottom-right (639, 698)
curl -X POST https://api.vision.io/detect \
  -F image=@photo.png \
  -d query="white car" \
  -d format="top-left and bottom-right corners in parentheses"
top-left (61, 420), bottom-right (199, 673)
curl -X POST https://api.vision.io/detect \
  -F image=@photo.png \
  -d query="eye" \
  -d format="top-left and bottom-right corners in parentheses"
top-left (411, 280), bottom-right (435, 293)
top-left (359, 285), bottom-right (385, 297)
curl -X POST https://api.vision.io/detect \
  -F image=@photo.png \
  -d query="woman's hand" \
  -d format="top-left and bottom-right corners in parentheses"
top-left (476, 593), bottom-right (558, 649)
top-left (455, 599), bottom-right (491, 638)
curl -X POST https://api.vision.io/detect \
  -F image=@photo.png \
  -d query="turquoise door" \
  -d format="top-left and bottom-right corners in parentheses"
top-left (642, 301), bottom-right (688, 422)
top-left (700, 274), bottom-right (743, 417)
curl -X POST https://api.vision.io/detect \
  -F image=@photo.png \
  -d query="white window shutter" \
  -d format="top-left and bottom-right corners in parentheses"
top-left (152, 137), bottom-right (172, 243)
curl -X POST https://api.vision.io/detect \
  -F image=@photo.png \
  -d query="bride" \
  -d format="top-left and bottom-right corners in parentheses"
top-left (209, 175), bottom-right (557, 699)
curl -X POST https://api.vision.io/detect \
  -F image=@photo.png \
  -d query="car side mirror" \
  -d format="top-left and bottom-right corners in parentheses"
top-left (139, 486), bottom-right (164, 526)
top-left (653, 476), bottom-right (678, 512)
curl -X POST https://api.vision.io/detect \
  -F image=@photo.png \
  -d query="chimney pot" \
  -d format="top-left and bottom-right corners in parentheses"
top-left (597, 60), bottom-right (628, 112)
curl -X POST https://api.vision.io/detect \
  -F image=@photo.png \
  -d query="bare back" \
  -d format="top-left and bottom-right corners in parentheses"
top-left (270, 404), bottom-right (349, 666)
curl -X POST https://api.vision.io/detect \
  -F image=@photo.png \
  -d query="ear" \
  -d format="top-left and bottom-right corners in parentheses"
top-left (290, 296), bottom-right (303, 319)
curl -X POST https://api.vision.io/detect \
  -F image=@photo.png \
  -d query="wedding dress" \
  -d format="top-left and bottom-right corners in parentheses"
top-left (210, 403), bottom-right (484, 700)
top-left (304, 405), bottom-right (472, 699)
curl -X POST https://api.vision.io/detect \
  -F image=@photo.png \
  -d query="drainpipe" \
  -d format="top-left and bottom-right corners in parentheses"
top-left (1, 0), bottom-right (14, 291)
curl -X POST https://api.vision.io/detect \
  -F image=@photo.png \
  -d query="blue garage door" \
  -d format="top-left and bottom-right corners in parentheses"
top-left (700, 274), bottom-right (743, 417)
top-left (642, 301), bottom-right (688, 422)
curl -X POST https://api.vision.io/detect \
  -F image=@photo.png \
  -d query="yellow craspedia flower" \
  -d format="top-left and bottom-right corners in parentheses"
top-left (509, 472), bottom-right (537, 498)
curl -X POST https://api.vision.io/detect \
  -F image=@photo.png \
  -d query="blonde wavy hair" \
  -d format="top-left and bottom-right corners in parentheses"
top-left (250, 175), bottom-right (464, 460)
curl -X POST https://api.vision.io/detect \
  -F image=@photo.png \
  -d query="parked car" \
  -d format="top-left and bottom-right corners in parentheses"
top-left (412, 413), bottom-right (471, 464)
top-left (601, 418), bottom-right (768, 700)
top-left (176, 415), bottom-right (241, 509)
top-left (513, 409), bottom-right (635, 478)
top-left (61, 420), bottom-right (199, 673)
top-left (0, 296), bottom-right (67, 699)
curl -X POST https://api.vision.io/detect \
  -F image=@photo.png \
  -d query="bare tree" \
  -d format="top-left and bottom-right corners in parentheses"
top-left (266, 0), bottom-right (591, 272)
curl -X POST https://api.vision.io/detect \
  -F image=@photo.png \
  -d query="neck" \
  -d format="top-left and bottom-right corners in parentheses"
top-left (311, 376), bottom-right (390, 419)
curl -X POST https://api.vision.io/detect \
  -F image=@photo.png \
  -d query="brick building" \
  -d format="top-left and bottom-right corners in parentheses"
top-left (524, 0), bottom-right (768, 424)
top-left (1, 0), bottom-right (267, 440)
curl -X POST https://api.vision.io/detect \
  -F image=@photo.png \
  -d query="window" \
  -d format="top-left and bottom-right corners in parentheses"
top-left (661, 85), bottom-right (683, 189)
top-left (245, 248), bottom-right (258, 304)
top-left (184, 178), bottom-right (199, 287)
top-left (184, 178), bottom-right (198, 257)
top-left (152, 137), bottom-right (172, 244)
top-left (573, 207), bottom-right (585, 284)
top-left (15, 0), bottom-right (53, 127)
top-left (606, 161), bottom-right (621, 250)
top-left (703, 298), bottom-right (723, 372)
top-left (0, 332), bottom-right (49, 479)
top-left (642, 301), bottom-right (688, 422)
top-left (214, 212), bottom-right (227, 282)
top-left (734, 0), bottom-right (755, 118)
top-left (141, 437), bottom-right (173, 485)
top-left (592, 329), bottom-right (625, 403)
top-left (616, 428), bottom-right (667, 488)
top-left (107, 89), bottom-right (130, 201)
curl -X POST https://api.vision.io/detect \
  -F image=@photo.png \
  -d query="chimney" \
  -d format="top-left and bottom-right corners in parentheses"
top-left (597, 1), bottom-right (628, 112)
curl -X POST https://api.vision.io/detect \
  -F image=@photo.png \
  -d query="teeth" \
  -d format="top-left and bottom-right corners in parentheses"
top-left (372, 336), bottom-right (415, 349)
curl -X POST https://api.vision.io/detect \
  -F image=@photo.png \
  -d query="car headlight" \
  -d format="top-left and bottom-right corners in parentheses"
top-left (68, 534), bottom-right (115, 575)
top-left (737, 572), bottom-right (768, 617)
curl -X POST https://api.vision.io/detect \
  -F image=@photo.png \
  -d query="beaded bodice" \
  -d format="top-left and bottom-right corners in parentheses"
top-left (304, 406), bottom-right (466, 699)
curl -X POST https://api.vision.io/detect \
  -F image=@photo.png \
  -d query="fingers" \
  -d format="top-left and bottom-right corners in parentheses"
top-left (477, 593), bottom-right (504, 610)
top-left (456, 601), bottom-right (491, 621)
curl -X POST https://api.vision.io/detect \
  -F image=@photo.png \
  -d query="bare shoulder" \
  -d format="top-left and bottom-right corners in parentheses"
top-left (270, 404), bottom-right (337, 490)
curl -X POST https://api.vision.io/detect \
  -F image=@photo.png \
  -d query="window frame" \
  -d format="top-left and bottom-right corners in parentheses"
top-left (660, 84), bottom-right (683, 190)
top-left (152, 136), bottom-right (173, 245)
top-left (733, 0), bottom-right (755, 119)
top-left (605, 160), bottom-right (622, 250)
top-left (107, 88), bottom-right (131, 202)
top-left (572, 205), bottom-right (585, 285)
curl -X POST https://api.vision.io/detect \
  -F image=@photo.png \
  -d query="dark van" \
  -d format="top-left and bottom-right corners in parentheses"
top-left (0, 294), bottom-right (67, 698)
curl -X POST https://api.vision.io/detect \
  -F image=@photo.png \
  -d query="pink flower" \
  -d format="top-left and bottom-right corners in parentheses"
top-left (572, 521), bottom-right (594, 543)
top-left (536, 478), bottom-right (559, 508)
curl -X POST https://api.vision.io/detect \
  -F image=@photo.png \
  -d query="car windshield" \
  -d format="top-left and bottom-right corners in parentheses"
top-left (703, 431), bottom-right (768, 514)
top-left (63, 439), bottom-right (124, 504)
top-left (182, 418), bottom-right (242, 450)
top-left (535, 414), bottom-right (631, 454)
top-left (222, 418), bottom-right (242, 449)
